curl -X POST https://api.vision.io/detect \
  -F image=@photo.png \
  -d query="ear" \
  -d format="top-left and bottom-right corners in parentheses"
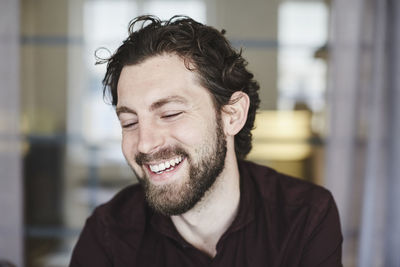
top-left (221, 91), bottom-right (250, 136)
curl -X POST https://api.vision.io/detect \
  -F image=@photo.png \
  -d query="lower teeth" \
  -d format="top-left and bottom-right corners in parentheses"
top-left (156, 166), bottom-right (175, 174)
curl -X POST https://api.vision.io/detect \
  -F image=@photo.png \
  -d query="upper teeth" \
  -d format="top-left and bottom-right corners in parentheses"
top-left (149, 156), bottom-right (183, 173)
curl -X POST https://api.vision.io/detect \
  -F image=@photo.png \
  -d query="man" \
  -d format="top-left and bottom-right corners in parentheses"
top-left (70, 15), bottom-right (342, 266)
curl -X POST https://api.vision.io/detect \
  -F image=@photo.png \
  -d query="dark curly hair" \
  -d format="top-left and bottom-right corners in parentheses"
top-left (100, 15), bottom-right (260, 159)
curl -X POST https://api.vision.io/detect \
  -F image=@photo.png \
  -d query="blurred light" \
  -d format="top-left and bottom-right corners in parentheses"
top-left (247, 110), bottom-right (312, 161)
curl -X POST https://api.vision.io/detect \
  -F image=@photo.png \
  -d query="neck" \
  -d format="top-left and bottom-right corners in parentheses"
top-left (171, 153), bottom-right (241, 258)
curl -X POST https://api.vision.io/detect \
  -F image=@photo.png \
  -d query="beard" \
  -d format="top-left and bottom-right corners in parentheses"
top-left (132, 116), bottom-right (227, 216)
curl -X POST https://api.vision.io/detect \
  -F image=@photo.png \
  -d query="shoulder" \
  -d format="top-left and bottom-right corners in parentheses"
top-left (239, 160), bottom-right (342, 265)
top-left (91, 183), bottom-right (147, 229)
top-left (70, 184), bottom-right (147, 266)
top-left (239, 160), bottom-right (334, 212)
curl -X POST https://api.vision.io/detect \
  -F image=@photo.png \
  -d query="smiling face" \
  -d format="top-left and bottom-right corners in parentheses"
top-left (116, 54), bottom-right (227, 215)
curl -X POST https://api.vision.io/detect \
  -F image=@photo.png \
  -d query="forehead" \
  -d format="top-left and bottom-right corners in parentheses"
top-left (116, 54), bottom-right (213, 110)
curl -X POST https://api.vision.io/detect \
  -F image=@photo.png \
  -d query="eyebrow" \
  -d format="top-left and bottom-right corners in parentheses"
top-left (116, 106), bottom-right (136, 117)
top-left (149, 95), bottom-right (188, 111)
top-left (116, 95), bottom-right (188, 117)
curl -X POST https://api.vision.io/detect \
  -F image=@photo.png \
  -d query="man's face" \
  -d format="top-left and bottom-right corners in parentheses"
top-left (116, 54), bottom-right (227, 216)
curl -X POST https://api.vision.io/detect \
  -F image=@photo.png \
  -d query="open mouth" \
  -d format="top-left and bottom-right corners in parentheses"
top-left (147, 156), bottom-right (184, 174)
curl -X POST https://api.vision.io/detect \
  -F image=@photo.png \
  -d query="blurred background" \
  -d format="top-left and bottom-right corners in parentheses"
top-left (1, 0), bottom-right (399, 266)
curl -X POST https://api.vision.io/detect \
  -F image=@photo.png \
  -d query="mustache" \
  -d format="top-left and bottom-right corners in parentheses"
top-left (135, 146), bottom-right (188, 165)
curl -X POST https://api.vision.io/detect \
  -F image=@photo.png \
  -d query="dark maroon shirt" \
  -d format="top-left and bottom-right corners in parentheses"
top-left (70, 160), bottom-right (342, 266)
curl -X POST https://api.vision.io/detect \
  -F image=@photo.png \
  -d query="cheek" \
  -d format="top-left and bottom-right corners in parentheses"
top-left (171, 119), bottom-right (214, 146)
top-left (121, 134), bottom-right (145, 177)
top-left (175, 128), bottom-right (197, 144)
top-left (121, 133), bottom-right (136, 161)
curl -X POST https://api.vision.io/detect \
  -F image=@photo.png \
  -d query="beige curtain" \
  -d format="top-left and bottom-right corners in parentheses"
top-left (0, 0), bottom-right (23, 266)
top-left (326, 0), bottom-right (400, 266)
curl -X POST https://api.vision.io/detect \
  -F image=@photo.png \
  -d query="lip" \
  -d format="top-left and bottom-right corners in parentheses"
top-left (145, 157), bottom-right (186, 185)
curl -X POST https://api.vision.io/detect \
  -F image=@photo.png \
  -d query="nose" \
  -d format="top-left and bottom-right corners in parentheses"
top-left (136, 121), bottom-right (165, 154)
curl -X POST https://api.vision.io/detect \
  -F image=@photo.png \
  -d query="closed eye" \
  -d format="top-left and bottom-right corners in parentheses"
top-left (161, 112), bottom-right (183, 119)
top-left (122, 122), bottom-right (137, 129)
